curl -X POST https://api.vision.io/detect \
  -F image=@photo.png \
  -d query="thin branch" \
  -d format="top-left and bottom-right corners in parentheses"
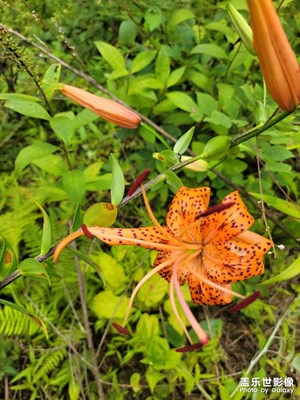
top-left (72, 240), bottom-right (105, 400)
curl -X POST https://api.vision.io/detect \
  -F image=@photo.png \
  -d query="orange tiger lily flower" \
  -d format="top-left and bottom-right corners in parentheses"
top-left (61, 84), bottom-right (141, 129)
top-left (54, 187), bottom-right (272, 347)
top-left (247, 0), bottom-right (300, 111)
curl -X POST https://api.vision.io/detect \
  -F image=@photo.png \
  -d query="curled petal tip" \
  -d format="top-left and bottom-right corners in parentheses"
top-left (53, 229), bottom-right (84, 262)
top-left (81, 224), bottom-right (95, 239)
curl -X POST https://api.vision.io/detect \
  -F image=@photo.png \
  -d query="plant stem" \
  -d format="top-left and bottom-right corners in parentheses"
top-left (72, 241), bottom-right (105, 399)
top-left (229, 311), bottom-right (287, 398)
top-left (230, 110), bottom-right (292, 147)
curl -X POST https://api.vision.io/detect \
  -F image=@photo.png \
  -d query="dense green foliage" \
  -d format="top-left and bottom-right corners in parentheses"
top-left (0, 0), bottom-right (299, 399)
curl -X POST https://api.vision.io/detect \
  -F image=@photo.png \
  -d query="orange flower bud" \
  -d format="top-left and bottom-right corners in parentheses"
top-left (61, 84), bottom-right (141, 129)
top-left (247, 0), bottom-right (300, 111)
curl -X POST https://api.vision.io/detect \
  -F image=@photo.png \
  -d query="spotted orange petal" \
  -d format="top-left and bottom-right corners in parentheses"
top-left (53, 225), bottom-right (175, 262)
top-left (201, 191), bottom-right (254, 244)
top-left (188, 274), bottom-right (232, 305)
top-left (202, 234), bottom-right (272, 284)
top-left (153, 251), bottom-right (189, 285)
top-left (166, 186), bottom-right (210, 240)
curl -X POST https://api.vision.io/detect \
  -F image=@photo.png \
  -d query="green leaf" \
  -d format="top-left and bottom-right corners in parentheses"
top-left (166, 92), bottom-right (199, 114)
top-left (50, 115), bottom-right (74, 146)
top-left (204, 110), bottom-right (232, 128)
top-left (71, 203), bottom-right (83, 232)
top-left (196, 92), bottom-right (218, 116)
top-left (119, 20), bottom-right (137, 46)
top-left (165, 171), bottom-right (183, 194)
top-left (262, 145), bottom-right (294, 162)
top-left (190, 43), bottom-right (228, 59)
top-left (131, 50), bottom-right (157, 74)
top-left (145, 370), bottom-right (164, 393)
top-left (68, 381), bottom-right (80, 400)
top-left (0, 93), bottom-right (41, 102)
top-left (95, 41), bottom-right (127, 71)
top-left (0, 299), bottom-right (48, 335)
top-left (83, 203), bottom-right (118, 227)
top-left (19, 258), bottom-right (48, 282)
top-left (62, 170), bottom-right (86, 204)
top-left (5, 100), bottom-right (51, 120)
top-left (32, 198), bottom-right (51, 255)
top-left (173, 127), bottom-right (195, 154)
top-left (137, 272), bottom-right (168, 307)
top-left (167, 8), bottom-right (195, 32)
top-left (96, 252), bottom-right (126, 290)
top-left (144, 9), bottom-right (163, 32)
top-left (144, 10), bottom-right (163, 32)
top-left (41, 63), bottom-right (61, 101)
top-left (153, 150), bottom-right (179, 167)
top-left (262, 255), bottom-right (300, 285)
top-left (15, 142), bottom-right (58, 175)
top-left (155, 46), bottom-right (170, 86)
top-left (166, 66), bottom-right (186, 88)
top-left (110, 154), bottom-right (125, 206)
top-left (92, 290), bottom-right (129, 320)
top-left (250, 193), bottom-right (300, 219)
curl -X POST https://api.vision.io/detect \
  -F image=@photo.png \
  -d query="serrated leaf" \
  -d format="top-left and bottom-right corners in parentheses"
top-left (15, 142), bottom-right (58, 175)
top-left (262, 255), bottom-right (300, 285)
top-left (131, 50), bottom-right (157, 73)
top-left (83, 203), bottom-right (118, 227)
top-left (190, 43), bottom-right (228, 59)
top-left (32, 198), bottom-right (51, 255)
top-left (110, 154), bottom-right (125, 206)
top-left (250, 193), bottom-right (300, 219)
top-left (92, 290), bottom-right (129, 320)
top-left (41, 63), bottom-right (61, 101)
top-left (95, 41), bottom-right (127, 71)
top-left (173, 127), bottom-right (194, 154)
top-left (5, 100), bottom-right (51, 120)
top-left (96, 252), bottom-right (126, 290)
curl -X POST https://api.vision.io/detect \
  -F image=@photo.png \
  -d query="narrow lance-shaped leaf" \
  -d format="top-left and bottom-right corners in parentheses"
top-left (110, 154), bottom-right (125, 206)
top-left (173, 127), bottom-right (195, 155)
top-left (262, 255), bottom-right (300, 285)
top-left (32, 198), bottom-right (52, 255)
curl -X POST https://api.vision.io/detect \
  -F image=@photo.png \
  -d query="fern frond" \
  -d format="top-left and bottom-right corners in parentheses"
top-left (32, 348), bottom-right (67, 384)
top-left (0, 207), bottom-right (38, 257)
top-left (0, 304), bottom-right (40, 335)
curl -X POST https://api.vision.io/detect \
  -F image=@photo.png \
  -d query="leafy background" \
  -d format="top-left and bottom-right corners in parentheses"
top-left (0, 0), bottom-right (299, 399)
